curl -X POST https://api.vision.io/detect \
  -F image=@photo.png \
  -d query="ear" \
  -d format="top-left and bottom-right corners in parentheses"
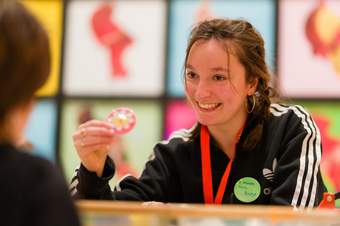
top-left (247, 78), bottom-right (258, 96)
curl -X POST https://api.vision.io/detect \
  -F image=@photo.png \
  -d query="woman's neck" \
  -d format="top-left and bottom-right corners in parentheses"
top-left (207, 111), bottom-right (247, 160)
top-left (0, 102), bottom-right (32, 146)
top-left (0, 122), bottom-right (16, 145)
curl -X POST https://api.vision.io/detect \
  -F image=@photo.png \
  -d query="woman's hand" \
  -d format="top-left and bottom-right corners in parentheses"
top-left (72, 120), bottom-right (116, 177)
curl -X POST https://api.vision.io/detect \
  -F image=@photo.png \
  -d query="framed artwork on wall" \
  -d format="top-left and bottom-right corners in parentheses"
top-left (167, 0), bottom-right (276, 97)
top-left (278, 0), bottom-right (340, 98)
top-left (25, 100), bottom-right (57, 161)
top-left (164, 100), bottom-right (196, 139)
top-left (60, 99), bottom-right (162, 183)
top-left (296, 101), bottom-right (340, 198)
top-left (63, 0), bottom-right (167, 97)
top-left (23, 0), bottom-right (63, 96)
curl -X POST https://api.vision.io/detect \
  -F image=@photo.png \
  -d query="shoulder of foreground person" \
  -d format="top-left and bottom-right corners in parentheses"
top-left (0, 145), bottom-right (81, 226)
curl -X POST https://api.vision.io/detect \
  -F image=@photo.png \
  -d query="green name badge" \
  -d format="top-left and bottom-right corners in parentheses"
top-left (234, 177), bottom-right (261, 203)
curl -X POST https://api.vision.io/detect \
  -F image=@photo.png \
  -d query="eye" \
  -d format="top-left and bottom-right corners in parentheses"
top-left (185, 71), bottom-right (198, 80)
top-left (213, 74), bottom-right (226, 81)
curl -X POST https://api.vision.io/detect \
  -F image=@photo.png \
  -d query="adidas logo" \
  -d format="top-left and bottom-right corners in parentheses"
top-left (263, 158), bottom-right (277, 182)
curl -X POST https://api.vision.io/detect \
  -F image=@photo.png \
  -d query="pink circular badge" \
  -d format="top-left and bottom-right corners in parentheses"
top-left (106, 107), bottom-right (136, 135)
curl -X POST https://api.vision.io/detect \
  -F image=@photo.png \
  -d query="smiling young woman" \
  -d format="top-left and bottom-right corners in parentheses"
top-left (184, 38), bottom-right (257, 159)
top-left (71, 18), bottom-right (326, 208)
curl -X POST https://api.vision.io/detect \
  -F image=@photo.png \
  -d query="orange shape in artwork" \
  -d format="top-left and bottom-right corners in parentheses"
top-left (305, 0), bottom-right (340, 74)
top-left (91, 2), bottom-right (133, 77)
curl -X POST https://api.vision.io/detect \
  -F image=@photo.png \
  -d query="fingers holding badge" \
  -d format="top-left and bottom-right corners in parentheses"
top-left (106, 107), bottom-right (136, 135)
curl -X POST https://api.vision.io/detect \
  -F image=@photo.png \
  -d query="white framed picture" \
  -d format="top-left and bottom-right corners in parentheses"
top-left (63, 0), bottom-right (167, 96)
top-left (278, 0), bottom-right (340, 98)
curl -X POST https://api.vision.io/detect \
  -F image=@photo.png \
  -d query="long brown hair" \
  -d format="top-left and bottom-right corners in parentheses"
top-left (0, 1), bottom-right (50, 123)
top-left (184, 18), bottom-right (275, 150)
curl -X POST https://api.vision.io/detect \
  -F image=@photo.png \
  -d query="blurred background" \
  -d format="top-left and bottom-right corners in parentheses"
top-left (22, 0), bottom-right (339, 198)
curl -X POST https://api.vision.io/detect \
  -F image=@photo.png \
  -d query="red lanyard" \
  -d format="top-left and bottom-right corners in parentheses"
top-left (200, 125), bottom-right (243, 204)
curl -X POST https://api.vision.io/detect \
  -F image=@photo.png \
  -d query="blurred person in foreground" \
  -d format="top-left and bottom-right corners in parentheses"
top-left (71, 18), bottom-right (326, 208)
top-left (0, 1), bottom-right (80, 225)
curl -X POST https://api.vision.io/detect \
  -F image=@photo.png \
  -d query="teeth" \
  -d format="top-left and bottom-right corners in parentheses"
top-left (198, 103), bottom-right (219, 109)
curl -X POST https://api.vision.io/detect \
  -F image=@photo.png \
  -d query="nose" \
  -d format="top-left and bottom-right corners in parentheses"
top-left (195, 80), bottom-right (211, 99)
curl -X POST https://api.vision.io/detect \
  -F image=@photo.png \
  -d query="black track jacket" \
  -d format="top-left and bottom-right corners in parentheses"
top-left (71, 104), bottom-right (326, 208)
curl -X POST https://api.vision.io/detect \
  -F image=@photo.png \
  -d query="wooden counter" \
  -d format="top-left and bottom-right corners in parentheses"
top-left (77, 200), bottom-right (340, 226)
